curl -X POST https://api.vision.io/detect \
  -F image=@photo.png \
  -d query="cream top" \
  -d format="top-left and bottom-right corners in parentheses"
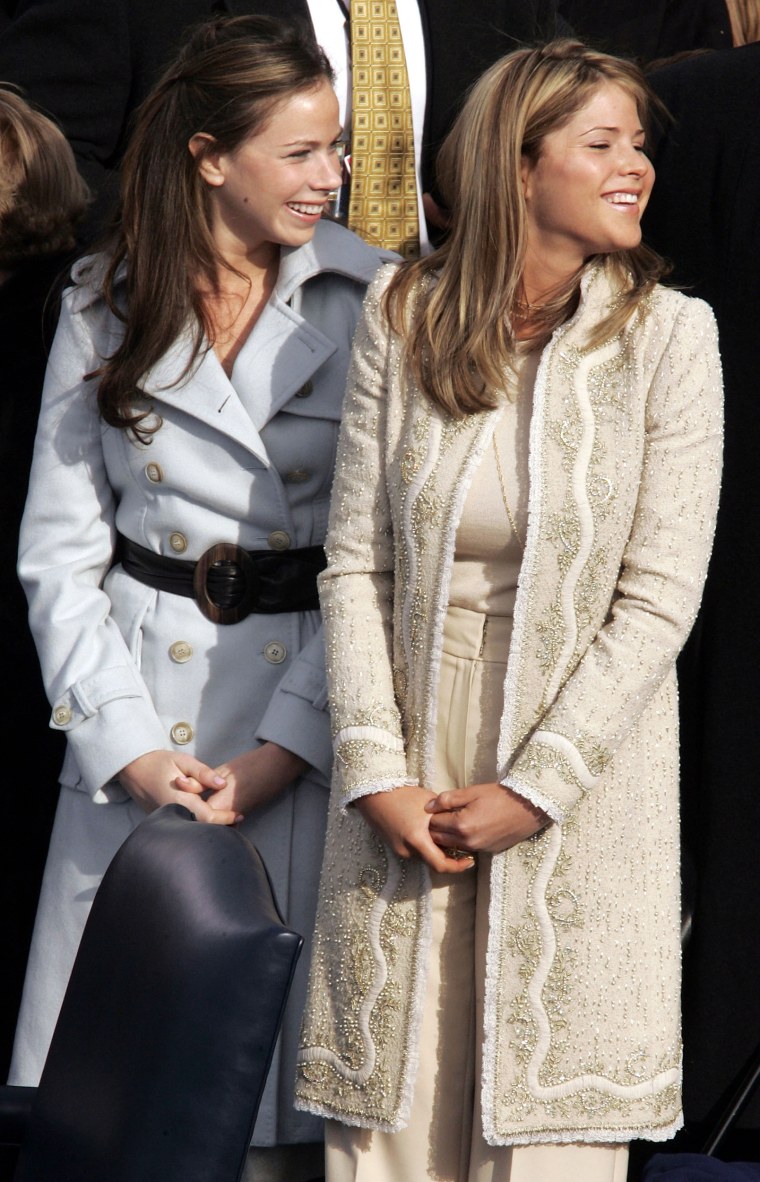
top-left (449, 347), bottom-right (540, 616)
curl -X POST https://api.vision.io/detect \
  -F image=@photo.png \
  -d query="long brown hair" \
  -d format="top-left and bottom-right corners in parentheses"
top-left (0, 87), bottom-right (89, 269)
top-left (88, 14), bottom-right (333, 439)
top-left (385, 39), bottom-right (668, 418)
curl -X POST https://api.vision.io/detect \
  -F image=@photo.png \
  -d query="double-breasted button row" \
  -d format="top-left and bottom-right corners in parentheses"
top-left (166, 530), bottom-right (297, 554)
top-left (168, 628), bottom-right (194, 742)
top-left (170, 634), bottom-right (286, 665)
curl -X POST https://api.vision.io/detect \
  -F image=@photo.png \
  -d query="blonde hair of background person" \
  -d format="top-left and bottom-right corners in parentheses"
top-left (725, 0), bottom-right (760, 44)
top-left (0, 87), bottom-right (88, 270)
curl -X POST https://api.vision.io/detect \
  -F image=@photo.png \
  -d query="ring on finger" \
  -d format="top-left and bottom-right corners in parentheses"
top-left (447, 846), bottom-right (475, 861)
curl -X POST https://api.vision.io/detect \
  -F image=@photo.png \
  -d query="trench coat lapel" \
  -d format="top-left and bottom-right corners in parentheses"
top-left (227, 221), bottom-right (390, 431)
top-left (139, 300), bottom-right (335, 463)
top-left (230, 297), bottom-right (337, 433)
top-left (129, 221), bottom-right (387, 462)
top-left (140, 333), bottom-right (272, 464)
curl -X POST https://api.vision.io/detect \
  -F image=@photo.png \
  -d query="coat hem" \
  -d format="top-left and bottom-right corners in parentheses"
top-left (293, 1096), bottom-right (405, 1135)
top-left (485, 1112), bottom-right (683, 1147)
top-left (292, 1099), bottom-right (683, 1145)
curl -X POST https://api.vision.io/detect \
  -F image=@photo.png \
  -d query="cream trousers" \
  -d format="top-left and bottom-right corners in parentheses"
top-left (326, 607), bottom-right (629, 1182)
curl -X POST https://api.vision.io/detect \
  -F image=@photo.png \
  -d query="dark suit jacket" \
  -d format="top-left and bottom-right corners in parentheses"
top-left (643, 42), bottom-right (760, 1135)
top-left (0, 0), bottom-right (566, 243)
top-left (0, 255), bottom-right (70, 1081)
top-left (557, 0), bottom-right (731, 64)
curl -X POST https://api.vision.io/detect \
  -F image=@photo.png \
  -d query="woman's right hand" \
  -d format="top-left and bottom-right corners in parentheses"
top-left (118, 750), bottom-right (241, 825)
top-left (354, 785), bottom-right (476, 874)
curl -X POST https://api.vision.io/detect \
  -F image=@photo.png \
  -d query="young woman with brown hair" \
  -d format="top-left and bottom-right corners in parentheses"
top-left (9, 15), bottom-right (393, 1180)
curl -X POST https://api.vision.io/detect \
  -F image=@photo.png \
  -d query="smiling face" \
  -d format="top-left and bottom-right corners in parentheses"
top-left (521, 81), bottom-right (654, 284)
top-left (194, 77), bottom-right (342, 265)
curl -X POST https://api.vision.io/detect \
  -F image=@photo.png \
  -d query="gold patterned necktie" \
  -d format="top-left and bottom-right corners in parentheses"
top-left (348, 0), bottom-right (421, 259)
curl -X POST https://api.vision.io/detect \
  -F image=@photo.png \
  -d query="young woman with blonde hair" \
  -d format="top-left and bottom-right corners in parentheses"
top-left (10, 15), bottom-right (393, 1180)
top-left (296, 38), bottom-right (723, 1182)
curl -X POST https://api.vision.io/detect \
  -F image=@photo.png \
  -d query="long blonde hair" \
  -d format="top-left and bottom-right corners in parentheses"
top-left (385, 39), bottom-right (667, 418)
top-left (725, 0), bottom-right (760, 45)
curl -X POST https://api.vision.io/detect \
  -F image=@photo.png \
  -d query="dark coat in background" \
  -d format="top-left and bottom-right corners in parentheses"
top-left (557, 0), bottom-right (731, 63)
top-left (0, 0), bottom-right (567, 246)
top-left (0, 0), bottom-right (278, 240)
top-left (643, 40), bottom-right (760, 1140)
top-left (0, 256), bottom-right (69, 1082)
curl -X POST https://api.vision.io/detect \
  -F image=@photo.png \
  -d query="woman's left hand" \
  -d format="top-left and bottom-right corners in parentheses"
top-left (424, 782), bottom-right (550, 855)
top-left (209, 742), bottom-right (309, 819)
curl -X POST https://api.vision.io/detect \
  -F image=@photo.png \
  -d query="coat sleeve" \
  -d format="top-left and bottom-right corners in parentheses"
top-left (316, 266), bottom-right (416, 808)
top-left (503, 296), bottom-right (723, 821)
top-left (18, 294), bottom-right (170, 800)
top-left (255, 626), bottom-right (332, 782)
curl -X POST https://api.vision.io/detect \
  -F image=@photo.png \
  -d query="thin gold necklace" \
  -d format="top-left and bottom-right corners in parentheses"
top-left (513, 297), bottom-right (540, 316)
top-left (493, 434), bottom-right (524, 549)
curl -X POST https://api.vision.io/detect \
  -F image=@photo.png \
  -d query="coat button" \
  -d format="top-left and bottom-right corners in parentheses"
top-left (169, 641), bottom-right (193, 663)
top-left (53, 705), bottom-right (72, 726)
top-left (263, 641), bottom-right (287, 664)
top-left (145, 462), bottom-right (163, 483)
top-left (170, 721), bottom-right (194, 745)
top-left (294, 380), bottom-right (313, 398)
top-left (284, 469), bottom-right (311, 484)
top-left (268, 530), bottom-right (291, 551)
top-left (169, 532), bottom-right (188, 553)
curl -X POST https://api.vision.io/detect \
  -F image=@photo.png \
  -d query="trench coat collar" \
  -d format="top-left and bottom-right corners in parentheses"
top-left (275, 217), bottom-right (398, 301)
top-left (69, 223), bottom-right (396, 465)
top-left (227, 220), bottom-right (397, 433)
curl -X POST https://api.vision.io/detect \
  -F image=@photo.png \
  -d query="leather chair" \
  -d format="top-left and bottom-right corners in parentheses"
top-left (0, 804), bottom-right (303, 1182)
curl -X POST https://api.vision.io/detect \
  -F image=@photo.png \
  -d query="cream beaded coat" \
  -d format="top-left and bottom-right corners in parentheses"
top-left (296, 261), bottom-right (723, 1145)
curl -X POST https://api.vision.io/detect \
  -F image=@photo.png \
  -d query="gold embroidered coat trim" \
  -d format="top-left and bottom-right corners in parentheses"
top-left (296, 262), bottom-right (723, 1144)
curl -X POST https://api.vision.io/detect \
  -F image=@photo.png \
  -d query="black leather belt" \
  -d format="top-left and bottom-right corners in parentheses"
top-left (119, 535), bottom-right (326, 625)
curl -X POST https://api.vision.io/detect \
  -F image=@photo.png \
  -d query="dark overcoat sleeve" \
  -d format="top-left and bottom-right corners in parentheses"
top-left (643, 41), bottom-right (760, 1135)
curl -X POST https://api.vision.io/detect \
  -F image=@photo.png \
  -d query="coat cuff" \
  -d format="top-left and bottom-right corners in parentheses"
top-left (332, 726), bottom-right (410, 811)
top-left (256, 688), bottom-right (332, 783)
top-left (503, 728), bottom-right (605, 822)
top-left (58, 694), bottom-right (170, 801)
top-left (338, 776), bottom-right (420, 812)
top-left (256, 629), bottom-right (332, 779)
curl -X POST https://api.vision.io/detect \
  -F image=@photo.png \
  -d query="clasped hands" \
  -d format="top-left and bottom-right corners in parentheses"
top-left (354, 781), bottom-right (550, 874)
top-left (118, 742), bottom-right (308, 825)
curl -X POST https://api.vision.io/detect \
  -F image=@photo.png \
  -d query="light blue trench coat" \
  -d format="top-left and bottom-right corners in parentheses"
top-left (10, 219), bottom-right (395, 1146)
